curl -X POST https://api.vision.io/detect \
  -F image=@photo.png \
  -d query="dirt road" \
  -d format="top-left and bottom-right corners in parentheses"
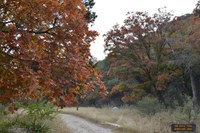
top-left (60, 114), bottom-right (113, 133)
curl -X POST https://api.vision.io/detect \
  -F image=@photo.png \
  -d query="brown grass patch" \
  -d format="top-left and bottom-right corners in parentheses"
top-left (47, 115), bottom-right (73, 133)
top-left (61, 107), bottom-right (200, 133)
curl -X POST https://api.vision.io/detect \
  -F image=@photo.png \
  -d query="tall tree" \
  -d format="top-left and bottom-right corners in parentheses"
top-left (0, 0), bottom-right (105, 109)
top-left (104, 9), bottom-right (175, 104)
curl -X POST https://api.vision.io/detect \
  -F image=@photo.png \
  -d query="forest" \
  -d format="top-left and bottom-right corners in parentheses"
top-left (84, 5), bottom-right (200, 109)
top-left (1, 0), bottom-right (200, 133)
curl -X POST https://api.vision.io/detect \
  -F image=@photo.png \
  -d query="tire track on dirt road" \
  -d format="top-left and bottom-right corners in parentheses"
top-left (60, 114), bottom-right (113, 133)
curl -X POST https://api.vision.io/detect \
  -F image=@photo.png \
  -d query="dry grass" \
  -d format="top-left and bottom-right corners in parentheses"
top-left (47, 115), bottom-right (72, 133)
top-left (62, 107), bottom-right (200, 133)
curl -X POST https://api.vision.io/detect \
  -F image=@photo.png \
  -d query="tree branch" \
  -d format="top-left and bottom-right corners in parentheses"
top-left (29, 17), bottom-right (58, 34)
top-left (1, 18), bottom-right (58, 35)
top-left (29, 26), bottom-right (57, 34)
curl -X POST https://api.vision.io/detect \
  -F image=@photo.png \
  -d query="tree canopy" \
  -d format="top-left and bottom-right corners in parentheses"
top-left (0, 0), bottom-right (105, 110)
top-left (104, 9), bottom-right (175, 104)
top-left (101, 5), bottom-right (200, 106)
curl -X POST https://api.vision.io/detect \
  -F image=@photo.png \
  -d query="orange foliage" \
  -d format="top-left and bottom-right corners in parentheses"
top-left (0, 0), bottom-right (104, 107)
top-left (104, 10), bottom-right (175, 102)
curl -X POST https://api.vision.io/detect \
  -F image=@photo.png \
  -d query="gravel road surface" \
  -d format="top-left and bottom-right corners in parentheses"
top-left (60, 114), bottom-right (113, 133)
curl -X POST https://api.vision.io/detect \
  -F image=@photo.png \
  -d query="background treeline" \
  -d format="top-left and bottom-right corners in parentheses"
top-left (82, 4), bottom-right (200, 109)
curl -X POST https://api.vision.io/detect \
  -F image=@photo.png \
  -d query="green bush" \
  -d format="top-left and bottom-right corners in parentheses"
top-left (0, 104), bottom-right (12, 133)
top-left (25, 102), bottom-right (57, 121)
top-left (18, 101), bottom-right (58, 133)
top-left (173, 96), bottom-right (200, 123)
top-left (20, 122), bottom-right (49, 133)
top-left (136, 96), bottom-right (165, 115)
top-left (0, 120), bottom-right (11, 133)
top-left (0, 101), bottom-right (58, 133)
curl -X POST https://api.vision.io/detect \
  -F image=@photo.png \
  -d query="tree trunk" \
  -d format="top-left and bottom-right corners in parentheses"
top-left (156, 90), bottom-right (167, 107)
top-left (190, 71), bottom-right (198, 105)
top-left (152, 84), bottom-right (166, 107)
top-left (76, 104), bottom-right (79, 111)
top-left (76, 96), bottom-right (79, 111)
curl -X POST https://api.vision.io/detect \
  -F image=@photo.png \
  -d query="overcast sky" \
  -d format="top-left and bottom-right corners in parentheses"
top-left (90, 0), bottom-right (197, 60)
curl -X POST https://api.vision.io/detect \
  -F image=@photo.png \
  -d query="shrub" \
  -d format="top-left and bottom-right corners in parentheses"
top-left (136, 96), bottom-right (165, 115)
top-left (18, 101), bottom-right (58, 133)
top-left (0, 104), bottom-right (12, 133)
top-left (0, 101), bottom-right (59, 133)
top-left (0, 120), bottom-right (11, 133)
top-left (173, 96), bottom-right (200, 123)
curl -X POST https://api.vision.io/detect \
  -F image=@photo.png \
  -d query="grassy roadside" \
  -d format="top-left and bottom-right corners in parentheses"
top-left (0, 110), bottom-right (72, 133)
top-left (0, 102), bottom-right (72, 133)
top-left (47, 115), bottom-right (72, 133)
top-left (61, 107), bottom-right (200, 133)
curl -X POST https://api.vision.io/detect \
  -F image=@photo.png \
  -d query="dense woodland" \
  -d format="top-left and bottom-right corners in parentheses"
top-left (1, 0), bottom-right (200, 110)
top-left (83, 2), bottom-right (200, 109)
top-left (2, 0), bottom-right (200, 132)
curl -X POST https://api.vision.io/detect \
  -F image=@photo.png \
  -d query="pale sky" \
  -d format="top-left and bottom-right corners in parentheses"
top-left (90, 0), bottom-right (197, 60)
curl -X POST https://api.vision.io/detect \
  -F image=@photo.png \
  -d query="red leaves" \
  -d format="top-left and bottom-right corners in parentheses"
top-left (0, 0), bottom-right (105, 108)
top-left (104, 9), bottom-right (175, 102)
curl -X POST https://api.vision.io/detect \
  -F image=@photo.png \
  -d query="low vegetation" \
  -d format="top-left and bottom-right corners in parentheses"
top-left (62, 98), bottom-right (200, 133)
top-left (47, 116), bottom-right (72, 133)
top-left (0, 102), bottom-right (71, 133)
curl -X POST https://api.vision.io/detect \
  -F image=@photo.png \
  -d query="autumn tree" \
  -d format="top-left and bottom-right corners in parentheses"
top-left (169, 13), bottom-right (200, 105)
top-left (104, 9), bottom-right (176, 104)
top-left (0, 0), bottom-right (105, 109)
